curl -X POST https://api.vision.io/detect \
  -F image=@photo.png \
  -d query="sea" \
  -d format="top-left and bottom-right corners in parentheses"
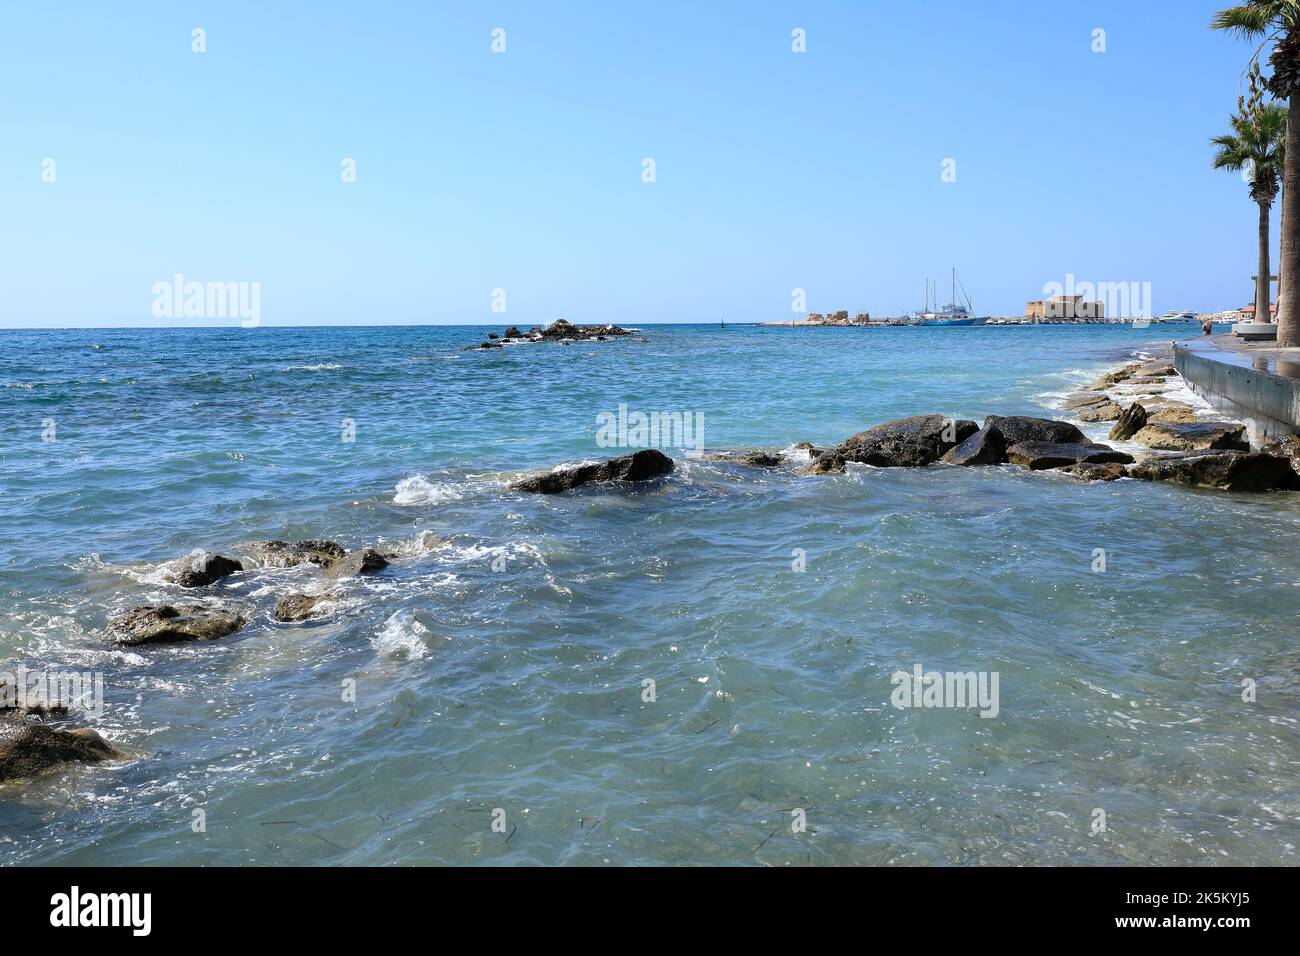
top-left (2, 321), bottom-right (1298, 865)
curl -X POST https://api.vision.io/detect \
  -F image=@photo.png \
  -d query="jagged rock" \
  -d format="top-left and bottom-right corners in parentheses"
top-left (1138, 364), bottom-right (1177, 377)
top-left (325, 548), bottom-right (389, 579)
top-left (1128, 452), bottom-right (1300, 492)
top-left (792, 441), bottom-right (826, 458)
top-left (1066, 462), bottom-right (1129, 481)
top-left (1087, 364), bottom-right (1141, 390)
top-left (1063, 393), bottom-right (1116, 411)
top-left (800, 453), bottom-right (847, 476)
top-left (941, 426), bottom-right (1006, 466)
top-left (1005, 442), bottom-right (1135, 470)
top-left (110, 604), bottom-right (246, 646)
top-left (1261, 434), bottom-right (1300, 474)
top-left (836, 415), bottom-right (979, 468)
top-left (1132, 422), bottom-right (1248, 452)
top-left (169, 552), bottom-right (243, 588)
top-left (503, 327), bottom-right (522, 339)
top-left (244, 540), bottom-right (346, 569)
top-left (1108, 404), bottom-right (1148, 441)
top-left (702, 450), bottom-right (784, 467)
top-left (532, 319), bottom-right (632, 342)
top-left (1075, 401), bottom-right (1123, 423)
top-left (984, 416), bottom-right (1087, 446)
top-left (1147, 403), bottom-right (1201, 425)
top-left (0, 720), bottom-right (123, 783)
top-left (0, 680), bottom-right (69, 721)
top-left (512, 450), bottom-right (675, 494)
top-left (273, 593), bottom-right (338, 622)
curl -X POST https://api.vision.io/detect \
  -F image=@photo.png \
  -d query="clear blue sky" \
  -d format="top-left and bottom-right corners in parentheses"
top-left (0, 0), bottom-right (1275, 327)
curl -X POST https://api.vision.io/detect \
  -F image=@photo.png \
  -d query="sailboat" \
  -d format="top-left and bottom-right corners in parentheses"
top-left (906, 270), bottom-right (989, 327)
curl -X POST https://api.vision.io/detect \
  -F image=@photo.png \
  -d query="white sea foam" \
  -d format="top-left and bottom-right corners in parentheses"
top-left (372, 610), bottom-right (431, 660)
top-left (283, 363), bottom-right (342, 372)
top-left (393, 475), bottom-right (466, 505)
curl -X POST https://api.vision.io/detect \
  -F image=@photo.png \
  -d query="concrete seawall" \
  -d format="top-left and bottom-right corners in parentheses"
top-left (1174, 337), bottom-right (1300, 443)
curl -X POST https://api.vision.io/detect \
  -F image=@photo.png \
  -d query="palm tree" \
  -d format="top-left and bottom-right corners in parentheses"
top-left (1213, 83), bottom-right (1287, 323)
top-left (1213, 2), bottom-right (1300, 343)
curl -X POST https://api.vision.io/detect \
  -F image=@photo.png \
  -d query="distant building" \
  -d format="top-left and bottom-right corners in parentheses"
top-left (1025, 295), bottom-right (1105, 320)
top-left (1239, 303), bottom-right (1278, 320)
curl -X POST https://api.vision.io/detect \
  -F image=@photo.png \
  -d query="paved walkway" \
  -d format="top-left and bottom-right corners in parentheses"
top-left (1183, 334), bottom-right (1300, 381)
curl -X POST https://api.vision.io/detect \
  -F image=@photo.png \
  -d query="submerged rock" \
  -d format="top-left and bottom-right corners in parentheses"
top-left (702, 449), bottom-right (785, 467)
top-left (511, 449), bottom-right (675, 494)
top-left (273, 593), bottom-right (338, 622)
top-left (941, 425), bottom-right (1006, 466)
top-left (0, 720), bottom-right (123, 783)
top-left (984, 416), bottom-right (1086, 446)
top-left (1108, 404), bottom-right (1148, 442)
top-left (110, 604), bottom-right (246, 646)
top-left (325, 548), bottom-right (389, 579)
top-left (836, 415), bottom-right (979, 468)
top-left (245, 540), bottom-right (347, 569)
top-left (800, 452), bottom-right (847, 476)
top-left (169, 552), bottom-right (244, 588)
top-left (1132, 422), bottom-right (1248, 452)
top-left (1005, 442), bottom-right (1134, 470)
top-left (1128, 452), bottom-right (1300, 492)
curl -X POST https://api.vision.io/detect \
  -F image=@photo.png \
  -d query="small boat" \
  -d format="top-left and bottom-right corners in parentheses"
top-left (905, 271), bottom-right (989, 327)
top-left (1158, 310), bottom-right (1198, 322)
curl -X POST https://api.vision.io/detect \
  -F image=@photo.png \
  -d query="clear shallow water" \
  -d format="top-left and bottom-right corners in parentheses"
top-left (2, 322), bottom-right (1298, 866)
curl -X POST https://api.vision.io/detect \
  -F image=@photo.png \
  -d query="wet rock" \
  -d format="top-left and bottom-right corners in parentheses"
top-left (1108, 404), bottom-right (1148, 442)
top-left (800, 453), bottom-right (847, 476)
top-left (110, 604), bottom-right (246, 646)
top-left (245, 540), bottom-right (347, 569)
top-left (0, 680), bottom-right (69, 721)
top-left (702, 449), bottom-right (785, 467)
top-left (325, 548), bottom-right (389, 579)
top-left (512, 449), bottom-right (675, 494)
top-left (836, 415), bottom-right (979, 468)
top-left (1087, 364), bottom-right (1141, 390)
top-left (1128, 452), bottom-right (1300, 492)
top-left (791, 441), bottom-right (826, 458)
top-left (1075, 401), bottom-right (1123, 423)
top-left (169, 552), bottom-right (244, 588)
top-left (1063, 392), bottom-right (1116, 412)
top-left (1132, 422), bottom-right (1248, 452)
top-left (941, 426), bottom-right (1006, 466)
top-left (0, 720), bottom-right (123, 783)
top-left (533, 319), bottom-right (633, 342)
top-left (1066, 462), bottom-right (1129, 481)
top-left (503, 326), bottom-right (522, 339)
top-left (1261, 434), bottom-right (1300, 475)
top-left (984, 416), bottom-right (1086, 446)
top-left (273, 593), bottom-right (338, 622)
top-left (1005, 442), bottom-right (1134, 471)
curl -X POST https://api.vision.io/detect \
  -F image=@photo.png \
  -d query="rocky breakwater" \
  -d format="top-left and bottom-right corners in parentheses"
top-left (466, 319), bottom-right (636, 350)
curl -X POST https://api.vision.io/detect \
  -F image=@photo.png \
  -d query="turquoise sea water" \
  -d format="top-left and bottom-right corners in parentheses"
top-left (2, 322), bottom-right (1299, 866)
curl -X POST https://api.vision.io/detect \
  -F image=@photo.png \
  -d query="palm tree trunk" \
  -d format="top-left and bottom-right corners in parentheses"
top-left (1279, 96), bottom-right (1300, 344)
top-left (1257, 199), bottom-right (1272, 323)
top-left (1279, 181), bottom-right (1286, 314)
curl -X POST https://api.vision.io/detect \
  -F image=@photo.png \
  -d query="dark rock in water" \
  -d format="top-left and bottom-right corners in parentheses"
top-left (1066, 462), bottom-right (1129, 481)
top-left (273, 593), bottom-right (338, 622)
top-left (170, 552), bottom-right (243, 588)
top-left (1108, 404), bottom-right (1148, 442)
top-left (984, 416), bottom-right (1086, 446)
top-left (503, 327), bottom-right (522, 339)
top-left (1005, 442), bottom-right (1134, 470)
top-left (533, 319), bottom-right (633, 342)
top-left (488, 333), bottom-right (499, 339)
top-left (325, 548), bottom-right (389, 579)
top-left (1128, 452), bottom-right (1300, 492)
top-left (703, 449), bottom-right (785, 467)
top-left (800, 453), bottom-right (847, 476)
top-left (512, 449), bottom-right (675, 494)
top-left (110, 604), bottom-right (246, 646)
top-left (941, 426), bottom-right (1006, 466)
top-left (836, 415), bottom-right (979, 468)
top-left (0, 679), bottom-right (69, 721)
top-left (1261, 434), bottom-right (1300, 475)
top-left (245, 540), bottom-right (347, 569)
top-left (0, 720), bottom-right (123, 782)
top-left (1132, 422), bottom-right (1249, 452)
